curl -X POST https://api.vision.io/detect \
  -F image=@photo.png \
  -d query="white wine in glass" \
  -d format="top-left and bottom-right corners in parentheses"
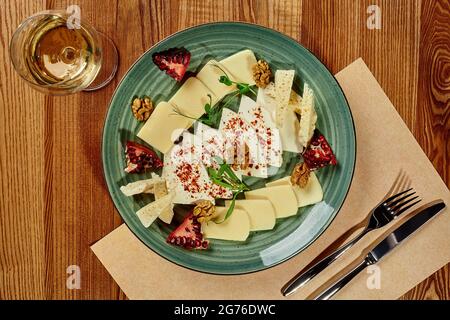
top-left (10, 10), bottom-right (118, 95)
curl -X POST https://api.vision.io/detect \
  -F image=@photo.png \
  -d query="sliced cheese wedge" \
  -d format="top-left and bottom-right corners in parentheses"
top-left (120, 176), bottom-right (165, 196)
top-left (137, 101), bottom-right (192, 154)
top-left (169, 77), bottom-right (218, 119)
top-left (297, 83), bottom-right (317, 150)
top-left (202, 207), bottom-right (250, 241)
top-left (257, 84), bottom-right (302, 153)
top-left (219, 108), bottom-right (268, 178)
top-left (238, 95), bottom-right (282, 168)
top-left (245, 185), bottom-right (298, 218)
top-left (154, 182), bottom-right (174, 224)
top-left (196, 60), bottom-right (237, 101)
top-left (226, 199), bottom-right (276, 231)
top-left (220, 49), bottom-right (257, 85)
top-left (163, 132), bottom-right (232, 204)
top-left (136, 192), bottom-right (175, 227)
top-left (275, 70), bottom-right (295, 128)
top-left (266, 172), bottom-right (323, 208)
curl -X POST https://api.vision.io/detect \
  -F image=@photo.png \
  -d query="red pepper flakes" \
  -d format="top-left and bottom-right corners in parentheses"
top-left (175, 163), bottom-right (201, 195)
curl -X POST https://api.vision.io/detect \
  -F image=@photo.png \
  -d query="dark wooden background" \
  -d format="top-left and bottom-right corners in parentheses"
top-left (0, 0), bottom-right (448, 299)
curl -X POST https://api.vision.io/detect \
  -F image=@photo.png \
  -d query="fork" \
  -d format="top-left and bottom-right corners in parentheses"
top-left (281, 188), bottom-right (421, 297)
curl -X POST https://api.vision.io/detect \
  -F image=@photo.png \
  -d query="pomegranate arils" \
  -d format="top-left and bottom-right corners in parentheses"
top-left (302, 130), bottom-right (337, 170)
top-left (166, 212), bottom-right (209, 250)
top-left (152, 47), bottom-right (191, 82)
top-left (124, 141), bottom-right (163, 174)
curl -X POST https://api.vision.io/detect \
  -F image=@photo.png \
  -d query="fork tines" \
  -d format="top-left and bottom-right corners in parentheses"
top-left (383, 188), bottom-right (422, 216)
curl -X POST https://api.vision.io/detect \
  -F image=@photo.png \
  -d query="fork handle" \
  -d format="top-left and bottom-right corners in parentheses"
top-left (282, 228), bottom-right (370, 296)
top-left (313, 257), bottom-right (373, 300)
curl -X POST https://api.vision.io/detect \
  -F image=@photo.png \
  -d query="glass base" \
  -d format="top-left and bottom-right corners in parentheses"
top-left (84, 31), bottom-right (118, 91)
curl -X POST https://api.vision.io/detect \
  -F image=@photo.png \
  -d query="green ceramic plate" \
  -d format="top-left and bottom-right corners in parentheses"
top-left (102, 22), bottom-right (356, 274)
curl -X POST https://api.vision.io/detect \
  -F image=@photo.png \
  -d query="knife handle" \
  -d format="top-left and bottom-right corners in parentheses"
top-left (314, 256), bottom-right (373, 300)
top-left (282, 228), bottom-right (370, 296)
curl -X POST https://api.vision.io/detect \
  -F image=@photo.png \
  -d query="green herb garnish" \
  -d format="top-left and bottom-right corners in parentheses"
top-left (198, 94), bottom-right (221, 127)
top-left (171, 65), bottom-right (256, 127)
top-left (172, 93), bottom-right (238, 128)
top-left (214, 64), bottom-right (257, 96)
top-left (208, 157), bottom-right (249, 223)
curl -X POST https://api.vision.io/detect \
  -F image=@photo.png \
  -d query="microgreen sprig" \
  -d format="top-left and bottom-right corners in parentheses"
top-left (198, 94), bottom-right (221, 127)
top-left (207, 157), bottom-right (249, 223)
top-left (172, 92), bottom-right (240, 128)
top-left (214, 64), bottom-right (257, 96)
top-left (171, 65), bottom-right (256, 127)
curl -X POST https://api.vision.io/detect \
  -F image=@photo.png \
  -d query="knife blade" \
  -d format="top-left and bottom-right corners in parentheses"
top-left (313, 200), bottom-right (446, 300)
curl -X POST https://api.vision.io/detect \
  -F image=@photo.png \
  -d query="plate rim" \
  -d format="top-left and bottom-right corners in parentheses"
top-left (101, 21), bottom-right (357, 275)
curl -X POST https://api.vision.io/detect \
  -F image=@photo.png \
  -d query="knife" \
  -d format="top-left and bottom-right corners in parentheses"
top-left (312, 200), bottom-right (446, 300)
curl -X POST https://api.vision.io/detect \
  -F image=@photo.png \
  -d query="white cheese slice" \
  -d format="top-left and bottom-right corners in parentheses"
top-left (137, 101), bottom-right (192, 154)
top-left (163, 156), bottom-right (215, 204)
top-left (257, 85), bottom-right (302, 153)
top-left (245, 185), bottom-right (298, 218)
top-left (219, 108), bottom-right (268, 178)
top-left (169, 77), bottom-right (218, 119)
top-left (195, 123), bottom-right (245, 180)
top-left (264, 82), bottom-right (277, 98)
top-left (220, 49), bottom-right (257, 85)
top-left (202, 207), bottom-right (250, 241)
top-left (163, 132), bottom-right (232, 204)
top-left (136, 192), bottom-right (175, 227)
top-left (266, 172), bottom-right (323, 207)
top-left (274, 70), bottom-right (295, 128)
top-left (153, 182), bottom-right (174, 224)
top-left (238, 96), bottom-right (282, 168)
top-left (195, 122), bottom-right (224, 165)
top-left (120, 175), bottom-right (166, 196)
top-left (158, 205), bottom-right (174, 224)
top-left (226, 199), bottom-right (276, 231)
top-left (239, 95), bottom-right (276, 128)
top-left (196, 60), bottom-right (237, 101)
top-left (297, 83), bottom-right (317, 150)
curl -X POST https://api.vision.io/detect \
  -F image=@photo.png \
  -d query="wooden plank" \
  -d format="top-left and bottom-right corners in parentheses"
top-left (401, 0), bottom-right (450, 300)
top-left (41, 0), bottom-right (124, 300)
top-left (0, 0), bottom-right (46, 300)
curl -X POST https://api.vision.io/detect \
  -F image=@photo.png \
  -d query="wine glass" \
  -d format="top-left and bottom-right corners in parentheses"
top-left (9, 10), bottom-right (118, 95)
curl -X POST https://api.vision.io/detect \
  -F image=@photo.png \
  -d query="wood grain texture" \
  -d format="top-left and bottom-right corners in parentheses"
top-left (0, 0), bottom-right (448, 300)
top-left (401, 0), bottom-right (450, 300)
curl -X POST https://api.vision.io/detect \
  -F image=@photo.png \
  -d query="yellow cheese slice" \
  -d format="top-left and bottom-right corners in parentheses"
top-left (196, 60), bottom-right (237, 101)
top-left (220, 49), bottom-right (257, 85)
top-left (266, 172), bottom-right (323, 208)
top-left (137, 101), bottom-right (192, 154)
top-left (245, 185), bottom-right (298, 218)
top-left (136, 192), bottom-right (175, 227)
top-left (169, 77), bottom-right (217, 119)
top-left (226, 199), bottom-right (276, 231)
top-left (275, 70), bottom-right (295, 128)
top-left (297, 83), bottom-right (317, 149)
top-left (202, 207), bottom-right (250, 241)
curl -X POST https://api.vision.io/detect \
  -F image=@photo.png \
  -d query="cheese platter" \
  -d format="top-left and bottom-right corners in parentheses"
top-left (102, 22), bottom-right (355, 274)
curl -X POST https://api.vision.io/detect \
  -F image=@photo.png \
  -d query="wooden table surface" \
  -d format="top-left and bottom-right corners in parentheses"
top-left (0, 0), bottom-right (448, 300)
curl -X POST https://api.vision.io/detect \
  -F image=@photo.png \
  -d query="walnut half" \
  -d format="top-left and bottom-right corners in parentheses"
top-left (131, 96), bottom-right (153, 122)
top-left (252, 60), bottom-right (272, 88)
top-left (193, 200), bottom-right (216, 223)
top-left (291, 162), bottom-right (310, 188)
